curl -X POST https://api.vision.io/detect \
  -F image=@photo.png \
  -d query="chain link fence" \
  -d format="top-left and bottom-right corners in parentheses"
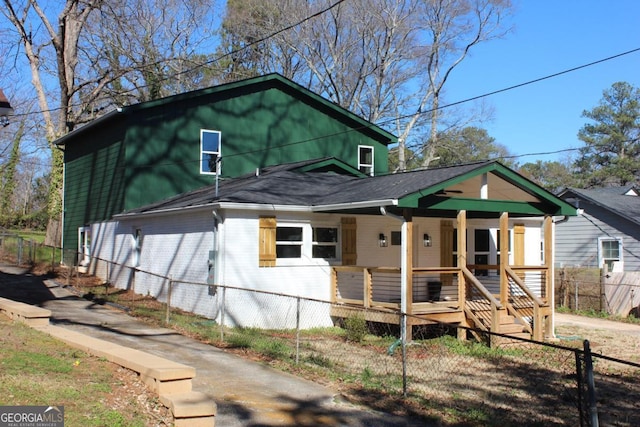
top-left (0, 232), bottom-right (60, 269)
top-left (0, 234), bottom-right (638, 426)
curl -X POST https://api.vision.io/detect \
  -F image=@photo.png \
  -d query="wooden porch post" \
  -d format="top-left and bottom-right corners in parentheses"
top-left (544, 215), bottom-right (554, 339)
top-left (457, 210), bottom-right (467, 341)
top-left (499, 212), bottom-right (509, 306)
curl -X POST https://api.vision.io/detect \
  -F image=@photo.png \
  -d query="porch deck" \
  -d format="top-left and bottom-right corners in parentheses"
top-left (330, 265), bottom-right (552, 342)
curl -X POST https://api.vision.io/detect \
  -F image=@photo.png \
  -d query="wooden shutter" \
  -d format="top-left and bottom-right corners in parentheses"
top-left (259, 216), bottom-right (277, 267)
top-left (514, 224), bottom-right (525, 266)
top-left (341, 217), bottom-right (357, 265)
top-left (440, 220), bottom-right (454, 286)
top-left (440, 220), bottom-right (454, 267)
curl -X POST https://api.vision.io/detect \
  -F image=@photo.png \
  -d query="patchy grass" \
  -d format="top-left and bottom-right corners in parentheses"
top-left (0, 316), bottom-right (171, 426)
top-left (66, 274), bottom-right (640, 427)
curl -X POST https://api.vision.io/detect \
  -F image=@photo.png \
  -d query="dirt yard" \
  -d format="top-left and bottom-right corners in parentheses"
top-left (554, 312), bottom-right (640, 364)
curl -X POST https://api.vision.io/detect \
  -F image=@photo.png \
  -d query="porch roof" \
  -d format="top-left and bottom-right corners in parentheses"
top-left (116, 159), bottom-right (577, 219)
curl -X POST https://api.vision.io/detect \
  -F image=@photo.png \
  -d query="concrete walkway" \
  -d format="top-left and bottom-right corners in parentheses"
top-left (0, 265), bottom-right (421, 427)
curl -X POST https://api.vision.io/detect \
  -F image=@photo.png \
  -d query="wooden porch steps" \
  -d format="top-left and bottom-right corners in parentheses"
top-left (465, 300), bottom-right (531, 343)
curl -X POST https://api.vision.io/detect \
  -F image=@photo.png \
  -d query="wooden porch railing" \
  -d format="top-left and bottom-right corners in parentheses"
top-left (331, 266), bottom-right (461, 312)
top-left (505, 266), bottom-right (551, 341)
top-left (331, 264), bottom-right (550, 340)
top-left (461, 267), bottom-right (504, 343)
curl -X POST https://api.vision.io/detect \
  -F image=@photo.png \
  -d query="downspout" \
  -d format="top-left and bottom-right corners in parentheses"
top-left (548, 209), bottom-right (582, 338)
top-left (380, 206), bottom-right (409, 340)
top-left (211, 209), bottom-right (223, 287)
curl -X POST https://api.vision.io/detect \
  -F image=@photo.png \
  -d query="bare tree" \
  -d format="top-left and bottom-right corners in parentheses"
top-left (82, 0), bottom-right (220, 105)
top-left (219, 0), bottom-right (511, 171)
top-left (2, 0), bottom-right (105, 243)
top-left (414, 0), bottom-right (511, 168)
top-left (1, 0), bottom-right (220, 243)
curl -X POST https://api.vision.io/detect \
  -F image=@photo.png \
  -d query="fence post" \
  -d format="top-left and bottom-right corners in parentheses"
top-left (295, 297), bottom-right (301, 364)
top-left (17, 237), bottom-right (22, 265)
top-left (584, 340), bottom-right (599, 427)
top-left (575, 349), bottom-right (584, 427)
top-left (575, 275), bottom-right (579, 311)
top-left (401, 312), bottom-right (407, 397)
top-left (165, 277), bottom-right (173, 324)
top-left (220, 286), bottom-right (226, 341)
top-left (599, 266), bottom-right (607, 313)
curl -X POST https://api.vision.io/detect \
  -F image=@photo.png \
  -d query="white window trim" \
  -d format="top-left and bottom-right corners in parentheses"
top-left (275, 221), bottom-right (341, 266)
top-left (132, 228), bottom-right (143, 268)
top-left (200, 129), bottom-right (221, 175)
top-left (358, 145), bottom-right (374, 176)
top-left (597, 236), bottom-right (623, 271)
top-left (78, 226), bottom-right (91, 267)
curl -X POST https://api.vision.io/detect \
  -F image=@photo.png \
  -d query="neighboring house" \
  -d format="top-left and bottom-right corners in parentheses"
top-left (85, 159), bottom-right (576, 341)
top-left (556, 186), bottom-right (640, 317)
top-left (556, 186), bottom-right (640, 272)
top-left (56, 73), bottom-right (395, 265)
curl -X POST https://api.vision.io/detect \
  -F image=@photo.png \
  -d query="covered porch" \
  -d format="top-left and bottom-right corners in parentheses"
top-left (330, 212), bottom-right (554, 342)
top-left (316, 162), bottom-right (577, 342)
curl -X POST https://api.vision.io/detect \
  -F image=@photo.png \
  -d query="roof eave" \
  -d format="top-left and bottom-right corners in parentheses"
top-left (312, 199), bottom-right (398, 212)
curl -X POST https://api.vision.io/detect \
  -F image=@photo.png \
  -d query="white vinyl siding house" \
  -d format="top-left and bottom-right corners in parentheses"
top-left (80, 160), bottom-right (575, 337)
top-left (87, 208), bottom-right (547, 328)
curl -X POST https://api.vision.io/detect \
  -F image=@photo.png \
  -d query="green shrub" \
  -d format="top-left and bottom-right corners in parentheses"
top-left (344, 313), bottom-right (368, 343)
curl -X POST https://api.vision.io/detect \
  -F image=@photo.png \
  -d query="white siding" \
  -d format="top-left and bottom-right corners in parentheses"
top-left (85, 209), bottom-right (547, 327)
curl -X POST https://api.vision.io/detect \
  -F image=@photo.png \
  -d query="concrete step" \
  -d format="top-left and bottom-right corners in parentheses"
top-left (160, 392), bottom-right (217, 427)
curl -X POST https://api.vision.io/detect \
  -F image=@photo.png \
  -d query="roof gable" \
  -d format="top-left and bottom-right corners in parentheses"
top-left (55, 73), bottom-right (396, 147)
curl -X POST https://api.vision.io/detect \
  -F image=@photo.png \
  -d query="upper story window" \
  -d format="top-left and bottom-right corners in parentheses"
top-left (200, 129), bottom-right (221, 175)
top-left (358, 145), bottom-right (374, 176)
top-left (599, 237), bottom-right (623, 272)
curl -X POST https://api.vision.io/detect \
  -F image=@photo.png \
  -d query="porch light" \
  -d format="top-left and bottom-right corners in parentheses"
top-left (378, 233), bottom-right (388, 247)
top-left (423, 233), bottom-right (432, 247)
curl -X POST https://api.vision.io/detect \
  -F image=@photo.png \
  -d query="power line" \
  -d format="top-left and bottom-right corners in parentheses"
top-left (10, 0), bottom-right (347, 119)
top-left (6, 8), bottom-right (640, 164)
top-left (216, 47), bottom-right (640, 162)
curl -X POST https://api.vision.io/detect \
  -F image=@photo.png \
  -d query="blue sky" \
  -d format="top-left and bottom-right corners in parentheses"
top-left (443, 1), bottom-right (640, 165)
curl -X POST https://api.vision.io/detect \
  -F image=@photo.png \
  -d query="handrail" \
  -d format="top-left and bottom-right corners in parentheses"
top-left (505, 266), bottom-right (547, 307)
top-left (461, 267), bottom-right (503, 309)
top-left (504, 302), bottom-right (533, 334)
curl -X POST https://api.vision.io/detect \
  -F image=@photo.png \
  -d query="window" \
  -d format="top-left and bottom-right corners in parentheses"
top-left (132, 228), bottom-right (143, 267)
top-left (262, 222), bottom-right (340, 265)
top-left (312, 227), bottom-right (338, 259)
top-left (276, 226), bottom-right (303, 258)
top-left (474, 229), bottom-right (490, 276)
top-left (358, 145), bottom-right (374, 176)
top-left (200, 129), bottom-right (221, 174)
top-left (599, 237), bottom-right (622, 271)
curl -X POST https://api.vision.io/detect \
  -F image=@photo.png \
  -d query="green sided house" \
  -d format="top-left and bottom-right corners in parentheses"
top-left (56, 73), bottom-right (395, 265)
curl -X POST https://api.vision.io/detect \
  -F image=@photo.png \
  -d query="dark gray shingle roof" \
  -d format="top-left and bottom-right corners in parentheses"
top-left (121, 161), bottom-right (492, 216)
top-left (560, 186), bottom-right (640, 226)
